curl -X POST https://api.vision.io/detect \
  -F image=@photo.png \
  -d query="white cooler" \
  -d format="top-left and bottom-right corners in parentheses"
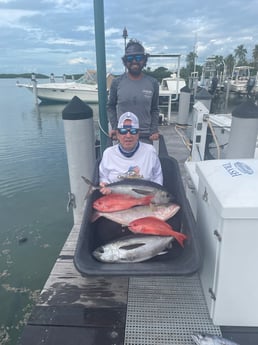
top-left (195, 158), bottom-right (258, 326)
top-left (184, 161), bottom-right (199, 220)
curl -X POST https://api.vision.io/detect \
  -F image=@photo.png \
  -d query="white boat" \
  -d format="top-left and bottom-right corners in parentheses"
top-left (227, 65), bottom-right (255, 94)
top-left (199, 56), bottom-right (225, 92)
top-left (17, 71), bottom-right (114, 104)
top-left (159, 73), bottom-right (186, 102)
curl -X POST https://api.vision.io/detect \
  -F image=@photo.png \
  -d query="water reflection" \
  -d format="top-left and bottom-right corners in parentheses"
top-left (33, 102), bottom-right (100, 131)
top-left (0, 81), bottom-right (73, 345)
top-left (210, 89), bottom-right (258, 114)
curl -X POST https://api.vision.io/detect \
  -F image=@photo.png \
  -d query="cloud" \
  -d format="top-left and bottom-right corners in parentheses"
top-left (68, 57), bottom-right (89, 65)
top-left (0, 9), bottom-right (39, 28)
top-left (0, 0), bottom-right (258, 74)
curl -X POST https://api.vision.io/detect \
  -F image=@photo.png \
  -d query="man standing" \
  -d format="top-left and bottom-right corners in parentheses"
top-left (107, 39), bottom-right (160, 143)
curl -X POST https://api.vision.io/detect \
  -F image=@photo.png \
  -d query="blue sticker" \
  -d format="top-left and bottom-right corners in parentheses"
top-left (223, 162), bottom-right (242, 177)
top-left (234, 161), bottom-right (254, 175)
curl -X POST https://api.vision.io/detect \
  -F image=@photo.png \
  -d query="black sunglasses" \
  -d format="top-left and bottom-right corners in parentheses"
top-left (125, 54), bottom-right (145, 63)
top-left (117, 128), bottom-right (139, 135)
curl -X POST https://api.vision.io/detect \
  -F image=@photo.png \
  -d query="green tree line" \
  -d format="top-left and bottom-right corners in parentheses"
top-left (0, 73), bottom-right (83, 79)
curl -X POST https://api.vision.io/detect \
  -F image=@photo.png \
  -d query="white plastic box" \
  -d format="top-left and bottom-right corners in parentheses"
top-left (195, 158), bottom-right (258, 326)
top-left (184, 161), bottom-right (198, 220)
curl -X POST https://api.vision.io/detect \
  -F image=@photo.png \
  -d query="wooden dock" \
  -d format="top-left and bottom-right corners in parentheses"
top-left (17, 124), bottom-right (258, 345)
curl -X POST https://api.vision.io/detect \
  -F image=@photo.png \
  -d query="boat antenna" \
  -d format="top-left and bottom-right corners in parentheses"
top-left (123, 27), bottom-right (128, 72)
top-left (123, 27), bottom-right (128, 53)
top-left (193, 33), bottom-right (198, 73)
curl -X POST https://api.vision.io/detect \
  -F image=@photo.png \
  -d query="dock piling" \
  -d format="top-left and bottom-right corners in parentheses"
top-left (62, 96), bottom-right (96, 224)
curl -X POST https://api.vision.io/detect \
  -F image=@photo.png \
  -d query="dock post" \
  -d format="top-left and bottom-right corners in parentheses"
top-left (177, 86), bottom-right (191, 125)
top-left (50, 73), bottom-right (55, 83)
top-left (31, 73), bottom-right (38, 105)
top-left (224, 78), bottom-right (230, 112)
top-left (191, 101), bottom-right (209, 161)
top-left (93, 0), bottom-right (108, 155)
top-left (195, 87), bottom-right (212, 112)
top-left (62, 96), bottom-right (96, 224)
top-left (226, 100), bottom-right (258, 158)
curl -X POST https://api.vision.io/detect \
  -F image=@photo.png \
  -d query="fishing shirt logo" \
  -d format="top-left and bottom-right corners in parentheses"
top-left (142, 89), bottom-right (153, 99)
top-left (222, 161), bottom-right (254, 177)
top-left (118, 166), bottom-right (144, 179)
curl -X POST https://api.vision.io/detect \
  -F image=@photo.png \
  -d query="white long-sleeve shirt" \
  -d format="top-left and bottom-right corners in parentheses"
top-left (99, 142), bottom-right (163, 185)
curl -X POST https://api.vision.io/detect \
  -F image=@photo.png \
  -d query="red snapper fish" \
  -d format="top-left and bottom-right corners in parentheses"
top-left (92, 203), bottom-right (180, 225)
top-left (93, 193), bottom-right (154, 212)
top-left (128, 216), bottom-right (187, 247)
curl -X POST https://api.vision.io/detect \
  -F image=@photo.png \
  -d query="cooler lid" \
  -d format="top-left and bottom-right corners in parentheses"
top-left (196, 159), bottom-right (258, 218)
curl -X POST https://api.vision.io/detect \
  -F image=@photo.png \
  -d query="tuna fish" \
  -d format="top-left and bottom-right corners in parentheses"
top-left (92, 203), bottom-right (180, 225)
top-left (82, 176), bottom-right (174, 205)
top-left (191, 334), bottom-right (240, 345)
top-left (128, 216), bottom-right (187, 247)
top-left (93, 193), bottom-right (154, 212)
top-left (92, 235), bottom-right (173, 263)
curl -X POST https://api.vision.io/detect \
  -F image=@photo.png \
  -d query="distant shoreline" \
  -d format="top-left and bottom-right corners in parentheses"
top-left (0, 73), bottom-right (83, 79)
top-left (0, 73), bottom-right (48, 79)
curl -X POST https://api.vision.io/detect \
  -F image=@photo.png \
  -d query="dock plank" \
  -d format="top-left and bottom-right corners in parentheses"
top-left (40, 275), bottom-right (129, 308)
top-left (28, 305), bottom-right (126, 327)
top-left (18, 325), bottom-right (125, 345)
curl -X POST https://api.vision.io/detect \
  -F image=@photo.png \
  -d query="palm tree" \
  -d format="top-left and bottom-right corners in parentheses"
top-left (213, 55), bottom-right (225, 76)
top-left (234, 45), bottom-right (247, 66)
top-left (224, 54), bottom-right (235, 76)
top-left (186, 51), bottom-right (198, 74)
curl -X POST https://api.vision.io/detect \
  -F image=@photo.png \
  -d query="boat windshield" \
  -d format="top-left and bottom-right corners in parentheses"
top-left (76, 70), bottom-right (97, 85)
top-left (232, 66), bottom-right (254, 80)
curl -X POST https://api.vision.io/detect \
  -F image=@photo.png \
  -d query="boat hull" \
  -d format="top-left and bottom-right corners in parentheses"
top-left (18, 82), bottom-right (99, 103)
top-left (229, 81), bottom-right (248, 94)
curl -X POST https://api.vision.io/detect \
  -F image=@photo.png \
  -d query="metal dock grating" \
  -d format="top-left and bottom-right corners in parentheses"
top-left (124, 274), bottom-right (221, 345)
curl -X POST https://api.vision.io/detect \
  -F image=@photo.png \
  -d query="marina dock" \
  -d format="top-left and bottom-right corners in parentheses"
top-left (17, 124), bottom-right (257, 345)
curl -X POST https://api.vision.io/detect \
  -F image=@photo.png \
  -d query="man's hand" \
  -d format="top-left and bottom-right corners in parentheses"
top-left (149, 132), bottom-right (160, 141)
top-left (99, 182), bottom-right (111, 195)
top-left (109, 129), bottom-right (117, 140)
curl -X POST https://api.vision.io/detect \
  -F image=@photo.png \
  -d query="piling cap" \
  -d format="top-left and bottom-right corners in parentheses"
top-left (180, 86), bottom-right (191, 93)
top-left (232, 100), bottom-right (258, 119)
top-left (195, 87), bottom-right (212, 100)
top-left (62, 96), bottom-right (93, 120)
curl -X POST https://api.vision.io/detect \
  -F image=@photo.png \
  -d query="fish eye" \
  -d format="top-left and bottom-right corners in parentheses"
top-left (99, 247), bottom-right (104, 253)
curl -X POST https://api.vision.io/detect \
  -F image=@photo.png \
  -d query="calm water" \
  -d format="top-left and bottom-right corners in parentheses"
top-left (0, 79), bottom-right (100, 345)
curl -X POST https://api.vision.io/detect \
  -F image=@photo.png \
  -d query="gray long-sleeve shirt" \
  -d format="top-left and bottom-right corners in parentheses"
top-left (107, 73), bottom-right (160, 135)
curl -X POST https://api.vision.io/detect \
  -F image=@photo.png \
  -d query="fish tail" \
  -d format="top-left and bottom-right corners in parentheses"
top-left (173, 231), bottom-right (187, 247)
top-left (81, 176), bottom-right (98, 199)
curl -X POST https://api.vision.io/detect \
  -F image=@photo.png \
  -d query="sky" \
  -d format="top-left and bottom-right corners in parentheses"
top-left (1, 0), bottom-right (258, 76)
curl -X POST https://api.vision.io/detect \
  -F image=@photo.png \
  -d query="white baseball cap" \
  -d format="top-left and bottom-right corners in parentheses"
top-left (117, 112), bottom-right (139, 129)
